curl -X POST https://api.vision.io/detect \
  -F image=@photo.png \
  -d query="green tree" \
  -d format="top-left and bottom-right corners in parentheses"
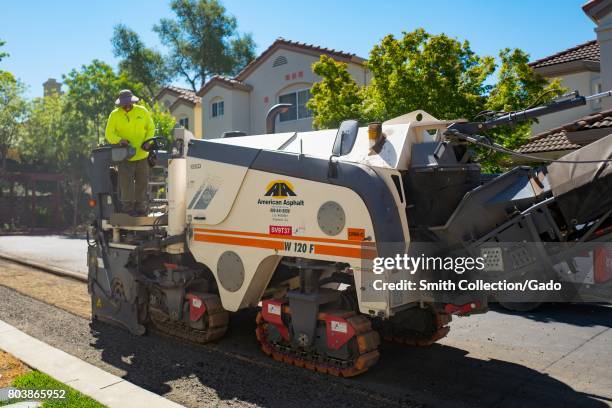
top-left (19, 91), bottom-right (92, 233)
top-left (364, 29), bottom-right (495, 122)
top-left (18, 94), bottom-right (67, 228)
top-left (61, 61), bottom-right (143, 232)
top-left (308, 30), bottom-right (495, 129)
top-left (154, 0), bottom-right (256, 91)
top-left (308, 56), bottom-right (364, 129)
top-left (0, 39), bottom-right (8, 63)
top-left (308, 29), bottom-right (564, 171)
top-left (62, 60), bottom-right (143, 144)
top-left (150, 103), bottom-right (177, 140)
top-left (140, 101), bottom-right (176, 143)
top-left (20, 94), bottom-right (65, 169)
top-left (111, 24), bottom-right (171, 101)
top-left (57, 107), bottom-right (94, 233)
top-left (0, 72), bottom-right (27, 171)
top-left (480, 48), bottom-right (564, 171)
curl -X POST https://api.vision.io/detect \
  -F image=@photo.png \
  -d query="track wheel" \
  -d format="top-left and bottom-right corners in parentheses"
top-left (377, 305), bottom-right (451, 346)
top-left (255, 299), bottom-right (380, 377)
top-left (150, 293), bottom-right (229, 345)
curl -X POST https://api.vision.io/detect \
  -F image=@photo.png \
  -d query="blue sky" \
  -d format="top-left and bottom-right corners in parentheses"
top-left (0, 0), bottom-right (596, 98)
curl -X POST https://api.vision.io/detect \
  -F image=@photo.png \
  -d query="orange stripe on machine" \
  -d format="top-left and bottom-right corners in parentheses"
top-left (193, 232), bottom-right (377, 259)
top-left (194, 233), bottom-right (284, 251)
top-left (313, 244), bottom-right (377, 260)
top-left (193, 227), bottom-right (375, 247)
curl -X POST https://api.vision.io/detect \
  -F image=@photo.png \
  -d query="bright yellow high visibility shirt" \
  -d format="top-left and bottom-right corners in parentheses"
top-left (105, 104), bottom-right (155, 161)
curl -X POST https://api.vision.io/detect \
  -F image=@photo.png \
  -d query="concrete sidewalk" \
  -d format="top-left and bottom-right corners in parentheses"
top-left (0, 319), bottom-right (183, 408)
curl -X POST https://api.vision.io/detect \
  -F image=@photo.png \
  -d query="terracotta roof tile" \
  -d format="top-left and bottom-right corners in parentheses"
top-left (195, 75), bottom-right (252, 97)
top-left (517, 131), bottom-right (581, 153)
top-left (196, 38), bottom-right (365, 96)
top-left (209, 75), bottom-right (251, 89)
top-left (529, 40), bottom-right (599, 69)
top-left (164, 86), bottom-right (199, 104)
top-left (518, 108), bottom-right (612, 153)
top-left (234, 37), bottom-right (365, 82)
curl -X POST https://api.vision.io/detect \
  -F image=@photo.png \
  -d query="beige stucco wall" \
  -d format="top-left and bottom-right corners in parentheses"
top-left (201, 86), bottom-right (251, 139)
top-left (200, 47), bottom-right (369, 138)
top-left (531, 71), bottom-right (602, 134)
top-left (232, 90), bottom-right (251, 135)
top-left (170, 101), bottom-right (196, 134)
top-left (246, 48), bottom-right (368, 135)
top-left (346, 63), bottom-right (371, 87)
top-left (154, 90), bottom-right (202, 138)
top-left (158, 93), bottom-right (178, 110)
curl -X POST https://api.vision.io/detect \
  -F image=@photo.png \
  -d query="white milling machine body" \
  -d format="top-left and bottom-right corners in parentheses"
top-left (183, 111), bottom-right (450, 316)
top-left (87, 91), bottom-right (612, 376)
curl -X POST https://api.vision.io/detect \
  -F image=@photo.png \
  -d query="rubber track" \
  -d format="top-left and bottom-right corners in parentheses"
top-left (255, 306), bottom-right (380, 377)
top-left (150, 295), bottom-right (229, 344)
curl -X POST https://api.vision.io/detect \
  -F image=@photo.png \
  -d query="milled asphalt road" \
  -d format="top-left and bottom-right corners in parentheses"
top-left (1, 283), bottom-right (611, 407)
top-left (0, 236), bottom-right (611, 407)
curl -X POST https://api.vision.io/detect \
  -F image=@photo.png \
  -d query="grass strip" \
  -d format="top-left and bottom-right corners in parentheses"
top-left (1, 370), bottom-right (104, 407)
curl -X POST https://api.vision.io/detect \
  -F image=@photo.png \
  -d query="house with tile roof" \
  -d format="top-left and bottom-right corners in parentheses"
top-left (194, 38), bottom-right (369, 139)
top-left (529, 40), bottom-right (603, 135)
top-left (155, 86), bottom-right (203, 138)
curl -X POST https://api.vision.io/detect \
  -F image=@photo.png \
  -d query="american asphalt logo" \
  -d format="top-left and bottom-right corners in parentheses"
top-left (265, 180), bottom-right (297, 198)
top-left (258, 180), bottom-right (304, 207)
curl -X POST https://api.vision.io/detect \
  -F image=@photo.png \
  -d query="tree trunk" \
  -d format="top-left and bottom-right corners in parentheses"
top-left (1, 146), bottom-right (7, 172)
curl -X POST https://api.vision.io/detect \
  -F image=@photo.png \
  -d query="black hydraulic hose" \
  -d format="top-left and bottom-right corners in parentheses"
top-left (446, 89), bottom-right (612, 155)
top-left (447, 131), bottom-right (612, 164)
top-left (484, 95), bottom-right (586, 130)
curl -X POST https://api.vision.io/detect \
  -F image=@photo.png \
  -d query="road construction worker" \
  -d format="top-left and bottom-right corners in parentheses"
top-left (105, 89), bottom-right (155, 216)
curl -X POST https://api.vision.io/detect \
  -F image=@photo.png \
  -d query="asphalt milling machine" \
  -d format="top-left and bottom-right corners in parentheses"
top-left (87, 90), bottom-right (612, 377)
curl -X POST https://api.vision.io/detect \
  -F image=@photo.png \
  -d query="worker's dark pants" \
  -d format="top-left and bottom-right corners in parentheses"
top-left (118, 158), bottom-right (149, 213)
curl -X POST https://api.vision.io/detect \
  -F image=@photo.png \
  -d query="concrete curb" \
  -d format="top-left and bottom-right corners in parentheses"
top-left (0, 319), bottom-right (184, 408)
top-left (0, 253), bottom-right (87, 282)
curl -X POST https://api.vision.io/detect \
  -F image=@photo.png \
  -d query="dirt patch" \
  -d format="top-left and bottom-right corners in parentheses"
top-left (0, 350), bottom-right (29, 387)
top-left (0, 259), bottom-right (90, 318)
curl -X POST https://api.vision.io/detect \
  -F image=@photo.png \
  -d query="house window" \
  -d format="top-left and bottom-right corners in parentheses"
top-left (212, 100), bottom-right (224, 118)
top-left (278, 89), bottom-right (312, 122)
top-left (179, 117), bottom-right (189, 130)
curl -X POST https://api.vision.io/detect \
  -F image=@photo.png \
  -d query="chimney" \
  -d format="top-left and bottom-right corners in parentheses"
top-left (43, 78), bottom-right (62, 97)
